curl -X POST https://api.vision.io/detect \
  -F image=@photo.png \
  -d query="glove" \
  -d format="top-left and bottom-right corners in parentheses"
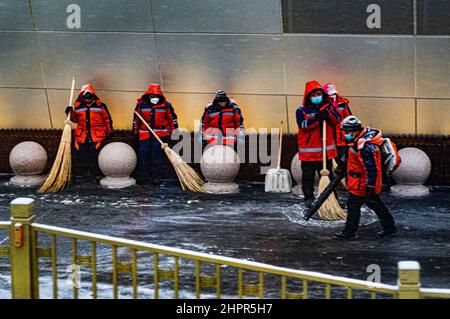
top-left (365, 186), bottom-right (377, 198)
top-left (317, 109), bottom-right (328, 120)
top-left (333, 165), bottom-right (345, 178)
top-left (65, 106), bottom-right (73, 115)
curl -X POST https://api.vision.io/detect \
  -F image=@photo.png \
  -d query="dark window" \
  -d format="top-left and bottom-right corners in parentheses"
top-left (417, 0), bottom-right (450, 35)
top-left (282, 0), bottom-right (414, 34)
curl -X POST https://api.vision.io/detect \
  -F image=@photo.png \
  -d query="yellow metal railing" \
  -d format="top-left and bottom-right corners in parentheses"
top-left (1, 198), bottom-right (450, 299)
top-left (420, 288), bottom-right (450, 299)
top-left (31, 223), bottom-right (399, 299)
top-left (0, 221), bottom-right (11, 257)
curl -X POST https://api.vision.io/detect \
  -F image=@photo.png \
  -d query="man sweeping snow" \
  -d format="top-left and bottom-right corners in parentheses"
top-left (333, 116), bottom-right (398, 240)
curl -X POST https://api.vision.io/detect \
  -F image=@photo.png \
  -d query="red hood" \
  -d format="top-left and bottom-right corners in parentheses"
top-left (303, 80), bottom-right (326, 106)
top-left (138, 83), bottom-right (166, 104)
top-left (323, 82), bottom-right (348, 104)
top-left (74, 83), bottom-right (101, 107)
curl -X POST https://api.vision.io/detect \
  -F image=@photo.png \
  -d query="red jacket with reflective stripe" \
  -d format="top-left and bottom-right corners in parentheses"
top-left (70, 84), bottom-right (113, 150)
top-left (296, 81), bottom-right (340, 162)
top-left (132, 84), bottom-right (178, 141)
top-left (200, 99), bottom-right (244, 145)
top-left (331, 96), bottom-right (352, 147)
top-left (346, 128), bottom-right (384, 196)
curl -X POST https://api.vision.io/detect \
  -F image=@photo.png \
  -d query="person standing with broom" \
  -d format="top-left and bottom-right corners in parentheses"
top-left (132, 84), bottom-right (179, 185)
top-left (296, 80), bottom-right (341, 208)
top-left (65, 84), bottom-right (114, 182)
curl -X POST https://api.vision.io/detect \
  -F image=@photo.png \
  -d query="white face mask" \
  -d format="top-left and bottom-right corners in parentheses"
top-left (150, 97), bottom-right (159, 104)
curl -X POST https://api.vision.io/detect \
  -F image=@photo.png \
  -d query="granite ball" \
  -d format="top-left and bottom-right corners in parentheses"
top-left (393, 147), bottom-right (431, 185)
top-left (98, 142), bottom-right (137, 188)
top-left (201, 145), bottom-right (240, 183)
top-left (9, 141), bottom-right (47, 175)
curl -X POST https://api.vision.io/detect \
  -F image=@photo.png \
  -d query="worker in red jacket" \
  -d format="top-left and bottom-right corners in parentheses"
top-left (200, 90), bottom-right (244, 148)
top-left (132, 84), bottom-right (178, 185)
top-left (65, 84), bottom-right (113, 180)
top-left (296, 80), bottom-right (341, 207)
top-left (333, 116), bottom-right (397, 240)
top-left (323, 83), bottom-right (352, 162)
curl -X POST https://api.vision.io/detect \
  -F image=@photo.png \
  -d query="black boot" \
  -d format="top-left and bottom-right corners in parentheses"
top-left (136, 177), bottom-right (149, 185)
top-left (333, 231), bottom-right (358, 240)
top-left (376, 227), bottom-right (398, 239)
top-left (304, 199), bottom-right (314, 208)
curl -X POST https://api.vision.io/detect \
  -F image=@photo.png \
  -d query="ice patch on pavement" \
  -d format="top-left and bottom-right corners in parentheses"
top-left (281, 204), bottom-right (377, 228)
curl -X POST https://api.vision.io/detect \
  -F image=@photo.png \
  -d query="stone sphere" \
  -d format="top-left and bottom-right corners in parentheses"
top-left (98, 142), bottom-right (137, 178)
top-left (290, 153), bottom-right (319, 185)
top-left (9, 141), bottom-right (47, 175)
top-left (393, 147), bottom-right (431, 185)
top-left (201, 145), bottom-right (240, 182)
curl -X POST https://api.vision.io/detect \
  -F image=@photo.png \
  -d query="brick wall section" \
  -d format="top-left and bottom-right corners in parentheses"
top-left (0, 129), bottom-right (448, 185)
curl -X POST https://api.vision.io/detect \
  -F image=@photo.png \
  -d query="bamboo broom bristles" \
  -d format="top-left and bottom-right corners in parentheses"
top-left (316, 121), bottom-right (346, 221)
top-left (134, 111), bottom-right (205, 193)
top-left (38, 77), bottom-right (76, 193)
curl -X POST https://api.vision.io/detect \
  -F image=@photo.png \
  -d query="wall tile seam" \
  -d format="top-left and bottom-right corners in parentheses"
top-left (3, 30), bottom-right (450, 38)
top-left (1, 88), bottom-right (450, 101)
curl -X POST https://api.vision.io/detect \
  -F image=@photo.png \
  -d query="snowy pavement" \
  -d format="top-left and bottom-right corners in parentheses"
top-left (0, 176), bottom-right (449, 298)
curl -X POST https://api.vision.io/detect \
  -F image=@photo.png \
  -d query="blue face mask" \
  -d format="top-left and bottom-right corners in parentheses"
top-left (345, 133), bottom-right (354, 142)
top-left (310, 96), bottom-right (323, 105)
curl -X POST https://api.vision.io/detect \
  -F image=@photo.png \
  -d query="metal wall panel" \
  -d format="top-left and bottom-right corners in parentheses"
top-left (417, 99), bottom-right (450, 135)
top-left (282, 0), bottom-right (414, 34)
top-left (287, 96), bottom-right (415, 134)
top-left (157, 34), bottom-right (285, 94)
top-left (37, 32), bottom-right (160, 90)
top-left (0, 88), bottom-right (50, 128)
top-left (145, 93), bottom-right (287, 132)
top-left (159, 93), bottom-right (211, 132)
top-left (30, 0), bottom-right (153, 32)
top-left (47, 89), bottom-right (139, 130)
top-left (152, 0), bottom-right (281, 33)
top-left (0, 0), bottom-right (33, 30)
top-left (230, 94), bottom-right (287, 132)
top-left (0, 32), bottom-right (44, 88)
top-left (416, 37), bottom-right (450, 99)
top-left (284, 35), bottom-right (415, 98)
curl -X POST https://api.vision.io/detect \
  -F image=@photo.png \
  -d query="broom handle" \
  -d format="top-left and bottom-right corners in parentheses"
top-left (322, 120), bottom-right (327, 170)
top-left (66, 76), bottom-right (76, 121)
top-left (277, 121), bottom-right (283, 169)
top-left (134, 111), bottom-right (165, 145)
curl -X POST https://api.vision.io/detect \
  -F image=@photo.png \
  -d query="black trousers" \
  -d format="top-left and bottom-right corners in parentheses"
top-left (137, 136), bottom-right (175, 182)
top-left (301, 160), bottom-right (333, 201)
top-left (74, 141), bottom-right (101, 177)
top-left (344, 193), bottom-right (396, 235)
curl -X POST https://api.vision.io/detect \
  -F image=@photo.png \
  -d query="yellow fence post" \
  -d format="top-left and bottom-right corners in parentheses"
top-left (9, 198), bottom-right (36, 299)
top-left (398, 261), bottom-right (421, 299)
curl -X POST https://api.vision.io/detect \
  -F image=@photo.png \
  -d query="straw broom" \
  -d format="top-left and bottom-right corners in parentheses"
top-left (38, 77), bottom-right (76, 193)
top-left (317, 121), bottom-right (347, 221)
top-left (134, 111), bottom-right (205, 193)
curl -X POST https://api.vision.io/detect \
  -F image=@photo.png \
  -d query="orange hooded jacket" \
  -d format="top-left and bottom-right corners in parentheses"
top-left (70, 84), bottom-right (113, 150)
